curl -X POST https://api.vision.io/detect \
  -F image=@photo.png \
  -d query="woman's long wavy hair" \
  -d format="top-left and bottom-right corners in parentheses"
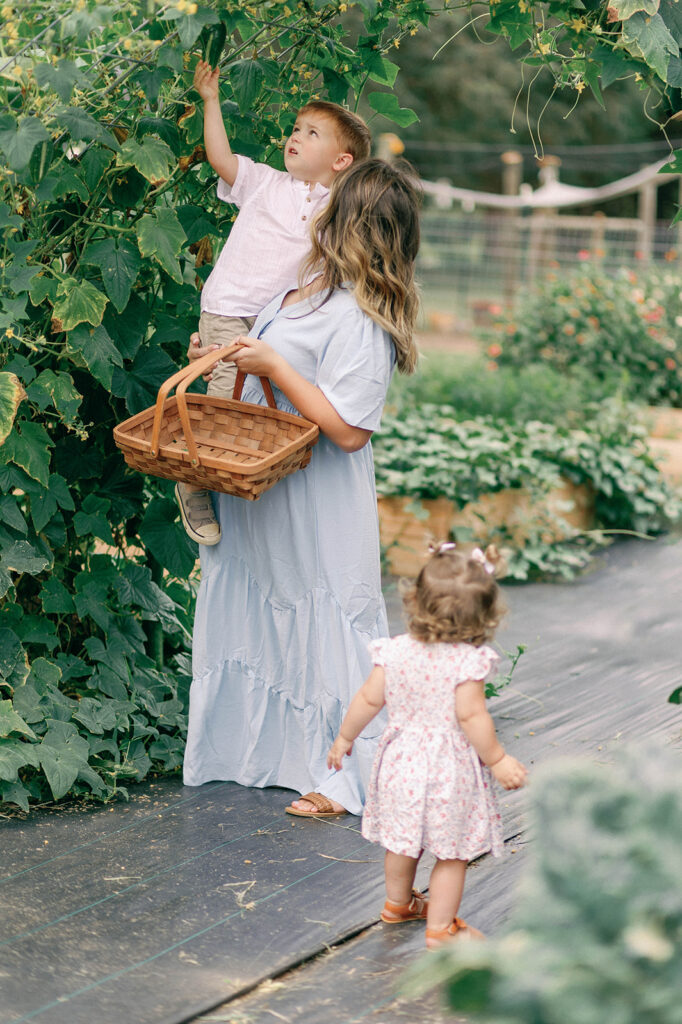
top-left (402, 545), bottom-right (506, 646)
top-left (299, 158), bottom-right (421, 374)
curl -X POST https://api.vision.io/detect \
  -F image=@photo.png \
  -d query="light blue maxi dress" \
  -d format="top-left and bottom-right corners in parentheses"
top-left (182, 287), bottom-right (394, 814)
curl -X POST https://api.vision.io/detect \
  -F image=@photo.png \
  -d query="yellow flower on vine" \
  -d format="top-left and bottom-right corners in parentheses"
top-left (339, 1), bottom-right (347, 9)
top-left (175, 0), bottom-right (187, 10)
top-left (518, 0), bottom-right (529, 12)
top-left (393, 37), bottom-right (400, 47)
top-left (570, 16), bottom-right (587, 32)
top-left (187, 2), bottom-right (198, 12)
top-left (1, 5), bottom-right (14, 17)
top-left (536, 39), bottom-right (551, 54)
top-left (575, 79), bottom-right (586, 93)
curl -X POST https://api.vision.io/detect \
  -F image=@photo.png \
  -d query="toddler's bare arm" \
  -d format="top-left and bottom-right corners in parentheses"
top-left (194, 60), bottom-right (239, 185)
top-left (456, 678), bottom-right (527, 790)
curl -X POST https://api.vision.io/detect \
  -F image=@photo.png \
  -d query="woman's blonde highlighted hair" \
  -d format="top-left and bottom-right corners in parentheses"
top-left (299, 158), bottom-right (420, 374)
top-left (402, 544), bottom-right (506, 646)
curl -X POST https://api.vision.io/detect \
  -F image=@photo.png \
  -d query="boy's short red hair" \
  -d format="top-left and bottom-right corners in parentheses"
top-left (297, 100), bottom-right (371, 162)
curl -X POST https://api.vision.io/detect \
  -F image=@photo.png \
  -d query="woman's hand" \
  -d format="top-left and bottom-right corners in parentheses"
top-left (231, 334), bottom-right (285, 379)
top-left (193, 60), bottom-right (220, 102)
top-left (187, 331), bottom-right (220, 381)
top-left (327, 735), bottom-right (353, 771)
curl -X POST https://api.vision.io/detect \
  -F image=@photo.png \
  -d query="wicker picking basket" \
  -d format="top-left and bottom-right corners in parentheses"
top-left (113, 344), bottom-right (319, 501)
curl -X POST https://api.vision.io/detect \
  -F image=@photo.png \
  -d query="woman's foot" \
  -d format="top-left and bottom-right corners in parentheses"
top-left (285, 792), bottom-right (348, 817)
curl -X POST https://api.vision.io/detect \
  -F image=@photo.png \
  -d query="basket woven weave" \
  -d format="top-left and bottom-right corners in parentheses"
top-left (113, 344), bottom-right (319, 501)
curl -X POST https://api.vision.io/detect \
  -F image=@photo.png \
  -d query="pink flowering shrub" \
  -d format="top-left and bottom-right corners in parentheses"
top-left (483, 265), bottom-right (682, 407)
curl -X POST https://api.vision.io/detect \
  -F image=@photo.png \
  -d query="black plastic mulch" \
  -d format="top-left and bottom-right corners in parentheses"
top-left (2, 537), bottom-right (680, 1024)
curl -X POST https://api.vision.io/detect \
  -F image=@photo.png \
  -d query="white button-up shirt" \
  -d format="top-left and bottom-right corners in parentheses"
top-left (200, 155), bottom-right (329, 318)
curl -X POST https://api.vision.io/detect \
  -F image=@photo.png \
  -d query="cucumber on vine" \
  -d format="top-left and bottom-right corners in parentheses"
top-left (201, 23), bottom-right (227, 68)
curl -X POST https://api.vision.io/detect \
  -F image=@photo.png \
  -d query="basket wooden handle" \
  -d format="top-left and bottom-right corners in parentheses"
top-left (150, 344), bottom-right (241, 459)
top-left (150, 343), bottom-right (279, 465)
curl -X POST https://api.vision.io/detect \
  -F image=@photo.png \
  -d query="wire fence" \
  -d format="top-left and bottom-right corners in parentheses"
top-left (416, 207), bottom-right (681, 333)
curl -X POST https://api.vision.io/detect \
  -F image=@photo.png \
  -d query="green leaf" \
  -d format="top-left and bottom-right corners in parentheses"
top-left (622, 11), bottom-right (678, 80)
top-left (139, 497), bottom-right (198, 578)
top-left (39, 720), bottom-right (90, 800)
top-left (84, 635), bottom-right (131, 681)
top-left (0, 494), bottom-right (27, 534)
top-left (117, 136), bottom-right (175, 186)
top-left (137, 116), bottom-right (181, 155)
top-left (0, 540), bottom-right (51, 576)
top-left (0, 628), bottom-right (26, 682)
top-left (363, 52), bottom-right (400, 86)
top-left (74, 582), bottom-right (114, 632)
top-left (29, 275), bottom-right (58, 307)
top-left (66, 323), bottom-right (124, 390)
top-left (228, 59), bottom-right (266, 113)
top-left (73, 696), bottom-right (118, 735)
top-left (0, 373), bottom-right (27, 446)
top-left (53, 106), bottom-right (119, 149)
top-left (29, 370), bottom-right (83, 424)
top-left (82, 238), bottom-right (142, 313)
top-left (73, 494), bottom-right (114, 544)
top-left (35, 163), bottom-right (89, 203)
top-left (367, 92), bottom-right (419, 127)
top-left (115, 563), bottom-right (175, 618)
top-left (160, 5), bottom-right (219, 47)
top-left (34, 61), bottom-right (86, 102)
top-left (0, 115), bottom-right (50, 171)
top-left (0, 779), bottom-right (31, 811)
top-left (52, 277), bottom-right (108, 332)
top-left (609, 0), bottom-right (660, 14)
top-left (111, 344), bottom-right (178, 415)
top-left (0, 420), bottom-right (54, 487)
top-left (176, 204), bottom-right (219, 245)
top-left (136, 208), bottom-right (187, 283)
top-left (40, 577), bottom-right (75, 614)
top-left (0, 700), bottom-right (37, 740)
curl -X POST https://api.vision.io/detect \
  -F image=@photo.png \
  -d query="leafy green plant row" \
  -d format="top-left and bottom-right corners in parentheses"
top-left (373, 400), bottom-right (681, 580)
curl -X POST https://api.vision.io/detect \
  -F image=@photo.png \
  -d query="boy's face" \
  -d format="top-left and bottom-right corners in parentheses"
top-left (284, 112), bottom-right (352, 186)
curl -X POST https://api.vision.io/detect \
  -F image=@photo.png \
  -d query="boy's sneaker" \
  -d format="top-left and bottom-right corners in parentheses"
top-left (175, 483), bottom-right (221, 546)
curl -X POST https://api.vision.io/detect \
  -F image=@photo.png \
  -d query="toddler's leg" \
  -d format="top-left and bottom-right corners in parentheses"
top-left (380, 850), bottom-right (428, 924)
top-left (203, 312), bottom-right (256, 399)
top-left (175, 313), bottom-right (255, 545)
top-left (425, 858), bottom-right (483, 948)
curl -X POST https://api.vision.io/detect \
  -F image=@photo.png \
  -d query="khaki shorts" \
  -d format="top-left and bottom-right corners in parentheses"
top-left (200, 312), bottom-right (257, 398)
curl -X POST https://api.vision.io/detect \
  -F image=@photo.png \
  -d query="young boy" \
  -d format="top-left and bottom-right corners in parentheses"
top-left (176, 60), bottom-right (372, 545)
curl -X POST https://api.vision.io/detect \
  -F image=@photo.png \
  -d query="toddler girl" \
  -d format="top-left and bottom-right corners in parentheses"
top-left (327, 542), bottom-right (527, 948)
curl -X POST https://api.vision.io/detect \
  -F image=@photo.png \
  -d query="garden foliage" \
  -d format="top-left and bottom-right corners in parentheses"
top-left (484, 266), bottom-right (682, 407)
top-left (410, 745), bottom-right (682, 1024)
top-left (0, 0), bottom-right (432, 812)
top-left (373, 400), bottom-right (680, 579)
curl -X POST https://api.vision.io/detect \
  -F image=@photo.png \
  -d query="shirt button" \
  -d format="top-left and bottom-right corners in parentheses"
top-left (306, 196), bottom-right (312, 202)
top-left (302, 215), bottom-right (307, 220)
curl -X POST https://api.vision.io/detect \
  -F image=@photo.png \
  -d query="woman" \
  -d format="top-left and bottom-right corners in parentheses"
top-left (182, 159), bottom-right (420, 816)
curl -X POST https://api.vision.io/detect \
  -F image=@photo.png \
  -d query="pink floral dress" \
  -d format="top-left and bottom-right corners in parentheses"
top-left (361, 634), bottom-right (504, 860)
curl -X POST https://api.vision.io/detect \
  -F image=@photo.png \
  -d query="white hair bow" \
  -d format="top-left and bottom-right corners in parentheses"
top-left (470, 547), bottom-right (495, 574)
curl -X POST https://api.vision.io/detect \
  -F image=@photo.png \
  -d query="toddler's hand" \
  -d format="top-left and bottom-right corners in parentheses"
top-left (327, 735), bottom-right (353, 771)
top-left (491, 754), bottom-right (527, 790)
top-left (187, 331), bottom-right (220, 381)
top-left (193, 60), bottom-right (220, 101)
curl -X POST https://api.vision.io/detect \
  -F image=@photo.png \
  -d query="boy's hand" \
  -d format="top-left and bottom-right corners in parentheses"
top-left (194, 60), bottom-right (220, 102)
top-left (491, 754), bottom-right (527, 791)
top-left (327, 735), bottom-right (353, 771)
top-left (187, 331), bottom-right (220, 381)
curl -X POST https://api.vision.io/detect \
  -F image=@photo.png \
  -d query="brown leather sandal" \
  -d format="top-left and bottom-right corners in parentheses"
top-left (284, 792), bottom-right (349, 817)
top-left (381, 888), bottom-right (429, 923)
top-left (425, 917), bottom-right (484, 949)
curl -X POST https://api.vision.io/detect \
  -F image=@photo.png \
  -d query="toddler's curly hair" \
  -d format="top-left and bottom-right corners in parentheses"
top-left (402, 544), bottom-right (506, 646)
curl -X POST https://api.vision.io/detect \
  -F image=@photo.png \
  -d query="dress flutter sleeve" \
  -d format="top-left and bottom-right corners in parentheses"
top-left (316, 297), bottom-right (395, 431)
top-left (368, 637), bottom-right (391, 667)
top-left (453, 644), bottom-right (500, 684)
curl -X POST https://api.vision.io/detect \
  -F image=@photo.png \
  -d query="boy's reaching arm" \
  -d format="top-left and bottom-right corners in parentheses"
top-left (194, 60), bottom-right (239, 186)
